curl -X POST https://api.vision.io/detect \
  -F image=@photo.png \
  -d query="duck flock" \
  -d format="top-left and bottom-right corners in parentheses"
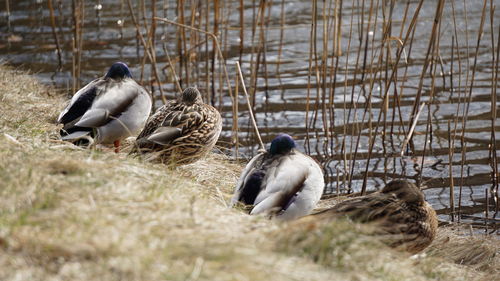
top-left (57, 62), bottom-right (438, 254)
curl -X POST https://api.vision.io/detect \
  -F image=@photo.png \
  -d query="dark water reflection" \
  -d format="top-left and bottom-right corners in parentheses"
top-left (0, 0), bottom-right (499, 232)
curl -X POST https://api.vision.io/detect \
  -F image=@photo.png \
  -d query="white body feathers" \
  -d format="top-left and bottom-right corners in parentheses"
top-left (58, 77), bottom-right (152, 144)
top-left (232, 149), bottom-right (324, 221)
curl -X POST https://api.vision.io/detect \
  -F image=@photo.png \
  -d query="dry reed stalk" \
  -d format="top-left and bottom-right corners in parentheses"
top-left (448, 120), bottom-right (455, 222)
top-left (417, 0), bottom-right (446, 185)
top-left (457, 0), bottom-right (488, 218)
top-left (77, 0), bottom-right (84, 84)
top-left (175, 0), bottom-right (184, 87)
top-left (391, 2), bottom-right (415, 152)
top-left (457, 0), bottom-right (473, 217)
top-left (484, 188), bottom-right (489, 233)
top-left (389, 1), bottom-right (410, 146)
top-left (157, 1), bottom-right (182, 95)
top-left (47, 0), bottom-right (63, 70)
top-left (407, 0), bottom-right (444, 149)
top-left (139, 0), bottom-right (149, 90)
top-left (345, 0), bottom-right (371, 191)
top-left (236, 61), bottom-right (264, 151)
top-left (305, 0), bottom-right (318, 154)
top-left (317, 0), bottom-right (330, 154)
top-left (275, 0), bottom-right (285, 79)
top-left (350, 0), bottom-right (377, 187)
top-left (238, 0), bottom-right (245, 63)
top-left (334, 0), bottom-right (342, 57)
top-left (193, 2), bottom-right (202, 88)
top-left (211, 0), bottom-right (219, 104)
top-left (341, 0), bottom-right (356, 191)
top-left (400, 102), bottom-right (426, 157)
top-left (149, 0), bottom-right (158, 97)
top-left (204, 2), bottom-right (210, 101)
top-left (233, 73), bottom-right (239, 160)
top-left (247, 0), bottom-right (267, 141)
top-left (71, 0), bottom-right (83, 93)
top-left (247, 0), bottom-right (257, 116)
top-left (449, 0), bottom-right (465, 220)
top-left (125, 0), bottom-right (166, 103)
top-left (263, 0), bottom-right (272, 101)
top-left (359, 0), bottom-right (396, 192)
top-left (388, 36), bottom-right (409, 143)
top-left (490, 3), bottom-right (500, 217)
top-left (326, 0), bottom-right (338, 156)
top-left (221, 0), bottom-right (232, 108)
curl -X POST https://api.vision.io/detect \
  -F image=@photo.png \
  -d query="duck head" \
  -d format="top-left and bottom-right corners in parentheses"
top-left (181, 87), bottom-right (203, 105)
top-left (269, 134), bottom-right (296, 155)
top-left (105, 62), bottom-right (132, 80)
top-left (382, 180), bottom-right (425, 205)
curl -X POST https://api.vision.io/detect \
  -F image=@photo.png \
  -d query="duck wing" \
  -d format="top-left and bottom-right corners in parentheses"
top-left (231, 152), bottom-right (267, 206)
top-left (143, 103), bottom-right (205, 145)
top-left (74, 79), bottom-right (143, 128)
top-left (57, 79), bottom-right (102, 124)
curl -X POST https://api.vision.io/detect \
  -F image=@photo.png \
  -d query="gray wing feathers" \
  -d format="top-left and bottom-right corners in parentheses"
top-left (75, 109), bottom-right (110, 127)
top-left (74, 79), bottom-right (141, 128)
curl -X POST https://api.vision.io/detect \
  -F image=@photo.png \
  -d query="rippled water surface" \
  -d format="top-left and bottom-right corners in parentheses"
top-left (1, 0), bottom-right (499, 232)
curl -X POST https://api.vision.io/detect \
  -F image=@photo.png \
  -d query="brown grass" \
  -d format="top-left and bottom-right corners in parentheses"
top-left (0, 64), bottom-right (498, 281)
top-left (427, 226), bottom-right (499, 275)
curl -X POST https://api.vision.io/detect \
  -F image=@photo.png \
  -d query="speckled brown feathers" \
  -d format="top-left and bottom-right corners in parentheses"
top-left (313, 180), bottom-right (438, 253)
top-left (132, 87), bottom-right (222, 165)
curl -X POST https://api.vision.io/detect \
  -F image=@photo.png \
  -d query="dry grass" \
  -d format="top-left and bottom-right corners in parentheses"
top-left (0, 64), bottom-right (498, 281)
top-left (427, 226), bottom-right (500, 276)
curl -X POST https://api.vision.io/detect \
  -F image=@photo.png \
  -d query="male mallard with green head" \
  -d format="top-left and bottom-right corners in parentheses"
top-left (312, 180), bottom-right (438, 253)
top-left (132, 87), bottom-right (222, 165)
top-left (231, 134), bottom-right (325, 221)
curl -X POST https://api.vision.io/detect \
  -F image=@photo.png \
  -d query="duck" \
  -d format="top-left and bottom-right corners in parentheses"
top-left (132, 86), bottom-right (222, 165)
top-left (311, 180), bottom-right (438, 253)
top-left (231, 134), bottom-right (325, 221)
top-left (57, 62), bottom-right (152, 152)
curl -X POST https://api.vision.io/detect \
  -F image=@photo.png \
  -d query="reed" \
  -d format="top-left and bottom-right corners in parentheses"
top-left (71, 0), bottom-right (84, 93)
top-left (236, 61), bottom-right (264, 151)
top-left (47, 0), bottom-right (63, 70)
top-left (490, 1), bottom-right (500, 218)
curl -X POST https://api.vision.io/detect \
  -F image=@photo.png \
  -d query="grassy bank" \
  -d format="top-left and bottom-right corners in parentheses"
top-left (0, 65), bottom-right (497, 281)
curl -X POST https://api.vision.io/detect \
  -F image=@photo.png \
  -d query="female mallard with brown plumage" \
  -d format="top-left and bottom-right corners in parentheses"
top-left (311, 180), bottom-right (438, 253)
top-left (131, 87), bottom-right (222, 165)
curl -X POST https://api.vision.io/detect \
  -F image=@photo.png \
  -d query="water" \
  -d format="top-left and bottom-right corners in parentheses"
top-left (1, 0), bottom-right (499, 232)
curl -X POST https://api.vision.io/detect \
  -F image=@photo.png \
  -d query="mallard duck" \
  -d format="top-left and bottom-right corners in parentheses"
top-left (132, 87), bottom-right (222, 164)
top-left (231, 134), bottom-right (325, 221)
top-left (312, 180), bottom-right (438, 253)
top-left (57, 62), bottom-right (152, 152)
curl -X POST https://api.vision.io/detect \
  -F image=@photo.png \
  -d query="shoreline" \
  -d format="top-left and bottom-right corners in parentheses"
top-left (0, 64), bottom-right (497, 281)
